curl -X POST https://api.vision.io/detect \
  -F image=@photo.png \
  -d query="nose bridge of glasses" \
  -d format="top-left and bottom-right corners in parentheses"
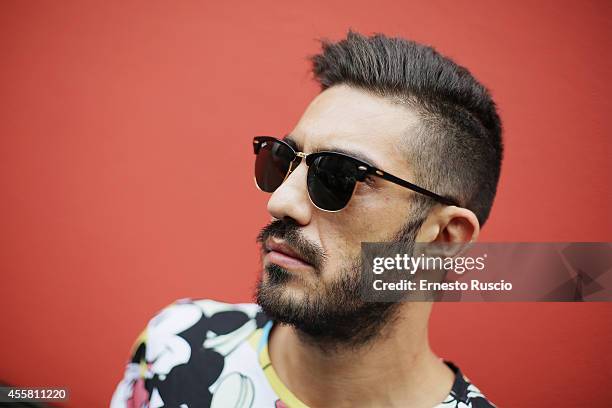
top-left (288, 153), bottom-right (305, 174)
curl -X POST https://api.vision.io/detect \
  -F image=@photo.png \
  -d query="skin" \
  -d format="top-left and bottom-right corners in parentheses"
top-left (263, 84), bottom-right (480, 408)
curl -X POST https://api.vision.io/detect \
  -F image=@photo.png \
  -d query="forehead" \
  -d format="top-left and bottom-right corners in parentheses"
top-left (289, 84), bottom-right (419, 170)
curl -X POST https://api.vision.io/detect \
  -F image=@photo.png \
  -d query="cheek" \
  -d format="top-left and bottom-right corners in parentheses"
top-left (318, 203), bottom-right (395, 258)
top-left (315, 191), bottom-right (413, 275)
top-left (346, 195), bottom-right (406, 239)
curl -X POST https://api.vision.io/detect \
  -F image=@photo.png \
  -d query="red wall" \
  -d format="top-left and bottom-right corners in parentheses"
top-left (1, 1), bottom-right (610, 406)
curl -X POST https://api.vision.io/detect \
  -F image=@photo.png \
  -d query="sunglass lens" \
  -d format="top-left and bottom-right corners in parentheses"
top-left (255, 140), bottom-right (295, 192)
top-left (307, 156), bottom-right (358, 211)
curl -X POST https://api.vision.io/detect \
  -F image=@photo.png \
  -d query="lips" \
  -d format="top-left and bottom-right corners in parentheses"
top-left (264, 238), bottom-right (312, 269)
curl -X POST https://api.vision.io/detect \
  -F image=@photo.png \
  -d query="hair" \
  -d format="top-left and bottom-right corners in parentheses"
top-left (310, 30), bottom-right (503, 226)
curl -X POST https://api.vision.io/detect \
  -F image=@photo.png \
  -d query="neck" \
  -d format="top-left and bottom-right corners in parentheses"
top-left (267, 303), bottom-right (454, 408)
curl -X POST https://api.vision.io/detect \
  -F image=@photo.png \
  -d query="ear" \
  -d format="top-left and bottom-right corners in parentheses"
top-left (416, 206), bottom-right (480, 244)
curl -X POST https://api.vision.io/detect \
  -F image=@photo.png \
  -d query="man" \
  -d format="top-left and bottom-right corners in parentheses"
top-left (112, 31), bottom-right (502, 408)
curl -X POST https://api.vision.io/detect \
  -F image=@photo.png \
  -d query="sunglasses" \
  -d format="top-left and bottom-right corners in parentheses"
top-left (253, 136), bottom-right (459, 212)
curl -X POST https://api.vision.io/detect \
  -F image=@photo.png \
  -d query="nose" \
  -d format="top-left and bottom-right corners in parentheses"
top-left (266, 161), bottom-right (312, 226)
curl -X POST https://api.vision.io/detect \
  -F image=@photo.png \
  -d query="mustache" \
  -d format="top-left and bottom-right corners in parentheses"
top-left (257, 219), bottom-right (327, 270)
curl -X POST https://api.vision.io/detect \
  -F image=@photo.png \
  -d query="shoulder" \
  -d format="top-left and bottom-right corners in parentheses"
top-left (140, 298), bottom-right (271, 362)
top-left (147, 298), bottom-right (270, 337)
top-left (111, 298), bottom-right (271, 408)
top-left (438, 361), bottom-right (496, 408)
top-left (142, 297), bottom-right (271, 371)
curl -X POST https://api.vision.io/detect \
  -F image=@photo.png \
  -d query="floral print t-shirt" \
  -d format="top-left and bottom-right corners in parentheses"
top-left (111, 298), bottom-right (495, 408)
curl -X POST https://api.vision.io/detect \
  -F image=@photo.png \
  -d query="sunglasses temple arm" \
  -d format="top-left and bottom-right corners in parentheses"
top-left (375, 171), bottom-right (459, 207)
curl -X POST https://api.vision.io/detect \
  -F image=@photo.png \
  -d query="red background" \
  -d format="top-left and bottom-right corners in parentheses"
top-left (1, 1), bottom-right (610, 407)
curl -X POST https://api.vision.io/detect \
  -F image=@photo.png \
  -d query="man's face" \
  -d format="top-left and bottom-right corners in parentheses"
top-left (256, 84), bottom-right (426, 343)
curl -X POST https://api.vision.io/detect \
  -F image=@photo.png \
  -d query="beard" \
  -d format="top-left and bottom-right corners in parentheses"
top-left (254, 215), bottom-right (425, 350)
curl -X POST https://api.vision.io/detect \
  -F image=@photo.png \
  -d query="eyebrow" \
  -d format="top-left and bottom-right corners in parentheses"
top-left (283, 134), bottom-right (382, 169)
